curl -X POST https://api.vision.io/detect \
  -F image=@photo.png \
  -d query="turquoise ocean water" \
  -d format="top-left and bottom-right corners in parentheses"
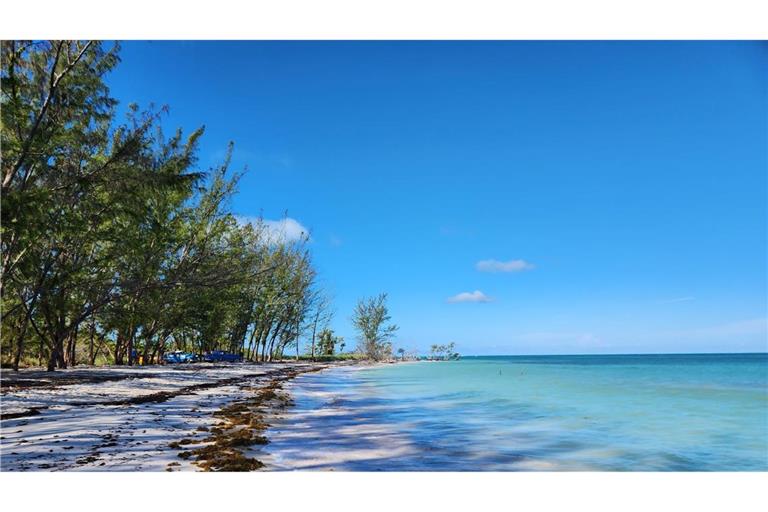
top-left (273, 353), bottom-right (768, 471)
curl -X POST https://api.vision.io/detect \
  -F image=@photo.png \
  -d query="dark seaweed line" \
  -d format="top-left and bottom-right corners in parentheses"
top-left (0, 366), bottom-right (322, 421)
top-left (169, 365), bottom-right (327, 471)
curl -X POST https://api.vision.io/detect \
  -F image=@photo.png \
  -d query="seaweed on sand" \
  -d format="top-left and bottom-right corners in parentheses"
top-left (167, 366), bottom-right (324, 471)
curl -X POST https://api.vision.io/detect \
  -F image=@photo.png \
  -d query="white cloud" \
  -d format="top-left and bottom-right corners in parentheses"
top-left (235, 215), bottom-right (309, 243)
top-left (447, 290), bottom-right (493, 303)
top-left (476, 259), bottom-right (535, 273)
top-left (263, 218), bottom-right (308, 242)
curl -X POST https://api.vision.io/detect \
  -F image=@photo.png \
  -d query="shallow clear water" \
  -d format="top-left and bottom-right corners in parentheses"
top-left (270, 353), bottom-right (768, 471)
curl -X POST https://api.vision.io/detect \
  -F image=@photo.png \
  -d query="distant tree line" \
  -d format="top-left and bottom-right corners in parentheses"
top-left (0, 41), bottom-right (335, 370)
top-left (429, 342), bottom-right (460, 360)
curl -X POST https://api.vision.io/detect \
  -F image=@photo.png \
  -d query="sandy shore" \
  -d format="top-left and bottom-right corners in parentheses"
top-left (0, 362), bottom-right (342, 471)
top-left (260, 364), bottom-right (423, 471)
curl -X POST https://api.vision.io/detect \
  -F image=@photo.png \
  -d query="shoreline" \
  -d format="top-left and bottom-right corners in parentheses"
top-left (259, 363), bottom-right (423, 471)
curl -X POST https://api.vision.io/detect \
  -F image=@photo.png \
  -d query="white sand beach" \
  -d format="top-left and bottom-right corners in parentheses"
top-left (0, 363), bottom-right (325, 471)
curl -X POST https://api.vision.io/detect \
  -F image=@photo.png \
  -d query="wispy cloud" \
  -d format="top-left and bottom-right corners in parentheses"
top-left (235, 215), bottom-right (309, 242)
top-left (476, 259), bottom-right (535, 273)
top-left (658, 296), bottom-right (695, 304)
top-left (447, 290), bottom-right (493, 303)
top-left (263, 218), bottom-right (308, 242)
top-left (329, 234), bottom-right (343, 247)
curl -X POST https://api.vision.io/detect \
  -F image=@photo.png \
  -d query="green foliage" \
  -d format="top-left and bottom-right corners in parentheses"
top-left (316, 328), bottom-right (343, 356)
top-left (351, 293), bottom-right (398, 361)
top-left (296, 353), bottom-right (364, 362)
top-left (0, 40), bottom-right (326, 370)
top-left (429, 342), bottom-right (460, 361)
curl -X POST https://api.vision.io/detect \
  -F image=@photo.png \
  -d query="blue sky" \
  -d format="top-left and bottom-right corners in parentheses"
top-left (108, 41), bottom-right (767, 355)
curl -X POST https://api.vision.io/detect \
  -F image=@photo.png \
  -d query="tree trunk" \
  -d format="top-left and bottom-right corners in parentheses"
top-left (259, 328), bottom-right (268, 362)
top-left (246, 326), bottom-right (259, 362)
top-left (115, 332), bottom-right (125, 365)
top-left (54, 329), bottom-right (67, 369)
top-left (88, 312), bottom-right (95, 365)
top-left (47, 349), bottom-right (57, 372)
top-left (47, 334), bottom-right (66, 371)
top-left (12, 314), bottom-right (29, 371)
top-left (310, 318), bottom-right (318, 362)
top-left (296, 318), bottom-right (300, 361)
top-left (266, 320), bottom-right (284, 362)
top-left (66, 323), bottom-right (79, 367)
top-left (127, 330), bottom-right (134, 366)
top-left (39, 334), bottom-right (45, 367)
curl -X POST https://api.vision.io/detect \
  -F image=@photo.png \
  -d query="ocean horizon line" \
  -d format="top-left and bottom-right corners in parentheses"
top-left (457, 351), bottom-right (768, 357)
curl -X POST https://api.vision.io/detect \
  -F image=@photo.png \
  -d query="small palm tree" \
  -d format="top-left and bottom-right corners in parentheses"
top-left (397, 348), bottom-right (405, 361)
